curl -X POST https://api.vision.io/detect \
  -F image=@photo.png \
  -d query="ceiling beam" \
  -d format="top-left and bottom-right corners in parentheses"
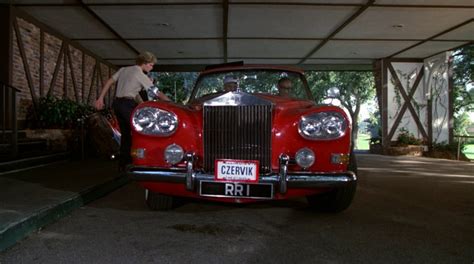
top-left (12, 2), bottom-right (359, 7)
top-left (105, 57), bottom-right (376, 60)
top-left (388, 18), bottom-right (473, 58)
top-left (78, 0), bottom-right (139, 55)
top-left (70, 37), bottom-right (473, 42)
top-left (223, 0), bottom-right (229, 63)
top-left (14, 3), bottom-right (220, 7)
top-left (372, 4), bottom-right (474, 9)
top-left (149, 63), bottom-right (373, 72)
top-left (73, 37), bottom-right (223, 41)
top-left (149, 64), bottom-right (373, 72)
top-left (229, 2), bottom-right (361, 7)
top-left (300, 64), bottom-right (373, 71)
top-left (152, 64), bottom-right (209, 72)
top-left (13, 2), bottom-right (473, 8)
top-left (297, 0), bottom-right (375, 64)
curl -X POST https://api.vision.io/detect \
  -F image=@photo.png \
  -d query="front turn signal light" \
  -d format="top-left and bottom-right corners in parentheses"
top-left (331, 153), bottom-right (350, 165)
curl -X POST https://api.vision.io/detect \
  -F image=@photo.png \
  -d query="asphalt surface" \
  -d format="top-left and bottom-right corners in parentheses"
top-left (1, 154), bottom-right (473, 264)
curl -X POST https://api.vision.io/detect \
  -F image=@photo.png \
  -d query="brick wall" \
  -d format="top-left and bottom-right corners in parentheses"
top-left (10, 15), bottom-right (116, 125)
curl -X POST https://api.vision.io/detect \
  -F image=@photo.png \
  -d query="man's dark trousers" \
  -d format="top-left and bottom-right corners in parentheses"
top-left (113, 98), bottom-right (137, 168)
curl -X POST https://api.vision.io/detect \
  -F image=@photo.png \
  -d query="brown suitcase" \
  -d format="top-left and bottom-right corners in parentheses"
top-left (86, 112), bottom-right (120, 158)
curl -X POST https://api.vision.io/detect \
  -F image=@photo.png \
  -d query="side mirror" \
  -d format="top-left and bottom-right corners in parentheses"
top-left (327, 87), bottom-right (340, 98)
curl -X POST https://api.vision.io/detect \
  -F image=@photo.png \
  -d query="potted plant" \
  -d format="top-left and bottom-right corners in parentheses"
top-left (369, 136), bottom-right (382, 154)
top-left (385, 128), bottom-right (425, 156)
top-left (26, 96), bottom-right (94, 152)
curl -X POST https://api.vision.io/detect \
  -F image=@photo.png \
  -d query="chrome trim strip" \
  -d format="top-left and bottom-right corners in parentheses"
top-left (198, 181), bottom-right (274, 200)
top-left (279, 154), bottom-right (289, 194)
top-left (127, 167), bottom-right (356, 189)
top-left (185, 153), bottom-right (195, 191)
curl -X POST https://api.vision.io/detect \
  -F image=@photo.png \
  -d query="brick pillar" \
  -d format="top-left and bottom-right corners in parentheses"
top-left (0, 4), bottom-right (12, 84)
top-left (0, 4), bottom-right (13, 131)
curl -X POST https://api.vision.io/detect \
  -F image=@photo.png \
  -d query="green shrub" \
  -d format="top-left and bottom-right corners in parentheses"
top-left (395, 128), bottom-right (423, 146)
top-left (29, 96), bottom-right (95, 129)
top-left (433, 142), bottom-right (466, 153)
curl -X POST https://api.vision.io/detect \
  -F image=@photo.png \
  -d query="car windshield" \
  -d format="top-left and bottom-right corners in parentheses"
top-left (191, 70), bottom-right (311, 101)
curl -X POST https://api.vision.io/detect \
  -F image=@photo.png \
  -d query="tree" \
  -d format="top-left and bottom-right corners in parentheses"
top-left (305, 71), bottom-right (376, 144)
top-left (366, 110), bottom-right (381, 138)
top-left (452, 44), bottom-right (474, 135)
top-left (150, 72), bottom-right (198, 103)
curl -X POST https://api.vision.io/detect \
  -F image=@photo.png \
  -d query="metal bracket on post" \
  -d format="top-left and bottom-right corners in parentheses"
top-left (185, 153), bottom-right (195, 191)
top-left (279, 154), bottom-right (289, 194)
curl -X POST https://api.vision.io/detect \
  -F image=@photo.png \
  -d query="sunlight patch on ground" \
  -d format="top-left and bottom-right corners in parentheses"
top-left (358, 167), bottom-right (474, 178)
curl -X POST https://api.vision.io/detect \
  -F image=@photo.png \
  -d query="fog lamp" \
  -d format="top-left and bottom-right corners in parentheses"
top-left (295, 148), bottom-right (315, 169)
top-left (131, 148), bottom-right (146, 159)
top-left (331, 153), bottom-right (350, 165)
top-left (164, 144), bottom-right (184, 165)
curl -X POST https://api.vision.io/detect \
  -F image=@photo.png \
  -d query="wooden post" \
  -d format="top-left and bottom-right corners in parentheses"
top-left (0, 4), bottom-right (13, 132)
top-left (0, 4), bottom-right (12, 85)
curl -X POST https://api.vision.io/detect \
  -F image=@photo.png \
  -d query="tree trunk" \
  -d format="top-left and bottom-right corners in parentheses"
top-left (351, 104), bottom-right (360, 150)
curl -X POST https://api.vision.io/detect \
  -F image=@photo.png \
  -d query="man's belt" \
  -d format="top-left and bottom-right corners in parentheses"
top-left (115, 96), bottom-right (135, 100)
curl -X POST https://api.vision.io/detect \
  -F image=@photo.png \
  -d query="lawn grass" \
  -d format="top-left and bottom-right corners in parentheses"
top-left (355, 135), bottom-right (473, 159)
top-left (356, 133), bottom-right (371, 150)
top-left (463, 144), bottom-right (474, 160)
top-left (356, 133), bottom-right (473, 159)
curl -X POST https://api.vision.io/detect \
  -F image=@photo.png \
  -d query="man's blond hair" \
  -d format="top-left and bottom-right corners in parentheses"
top-left (136, 51), bottom-right (157, 65)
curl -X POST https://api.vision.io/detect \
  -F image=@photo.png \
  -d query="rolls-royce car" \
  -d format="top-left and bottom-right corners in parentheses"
top-left (127, 64), bottom-right (357, 212)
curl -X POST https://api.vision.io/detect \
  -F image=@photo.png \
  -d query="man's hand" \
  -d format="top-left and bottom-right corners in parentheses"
top-left (158, 91), bottom-right (172, 102)
top-left (94, 98), bottom-right (104, 110)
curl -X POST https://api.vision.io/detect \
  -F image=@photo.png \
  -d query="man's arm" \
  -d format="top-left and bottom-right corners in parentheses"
top-left (136, 72), bottom-right (172, 102)
top-left (94, 77), bottom-right (115, 110)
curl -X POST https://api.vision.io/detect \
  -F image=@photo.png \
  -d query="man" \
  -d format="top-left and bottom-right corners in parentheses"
top-left (277, 77), bottom-right (292, 97)
top-left (94, 51), bottom-right (170, 171)
top-left (223, 76), bottom-right (238, 92)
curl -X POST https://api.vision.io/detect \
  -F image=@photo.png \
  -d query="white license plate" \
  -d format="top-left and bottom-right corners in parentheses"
top-left (215, 159), bottom-right (259, 182)
top-left (200, 181), bottom-right (273, 199)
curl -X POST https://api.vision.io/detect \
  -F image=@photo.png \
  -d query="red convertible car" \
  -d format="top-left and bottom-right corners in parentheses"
top-left (127, 64), bottom-right (357, 212)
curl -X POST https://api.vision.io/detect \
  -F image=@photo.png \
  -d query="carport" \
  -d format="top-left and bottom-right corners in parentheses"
top-left (0, 0), bottom-right (472, 157)
top-left (0, 1), bottom-right (473, 260)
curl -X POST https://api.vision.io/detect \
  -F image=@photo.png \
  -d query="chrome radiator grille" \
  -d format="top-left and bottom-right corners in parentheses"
top-left (203, 105), bottom-right (272, 173)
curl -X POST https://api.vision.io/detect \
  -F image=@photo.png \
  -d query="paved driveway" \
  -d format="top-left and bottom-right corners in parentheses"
top-left (1, 154), bottom-right (473, 264)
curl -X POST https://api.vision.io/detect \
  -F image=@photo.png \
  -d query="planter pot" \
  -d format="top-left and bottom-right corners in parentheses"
top-left (424, 150), bottom-right (470, 161)
top-left (385, 145), bottom-right (425, 156)
top-left (25, 129), bottom-right (75, 152)
top-left (369, 143), bottom-right (383, 154)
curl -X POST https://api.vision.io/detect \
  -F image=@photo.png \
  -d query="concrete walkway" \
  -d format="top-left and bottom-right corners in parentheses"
top-left (0, 154), bottom-right (472, 263)
top-left (357, 154), bottom-right (474, 211)
top-left (0, 158), bottom-right (129, 252)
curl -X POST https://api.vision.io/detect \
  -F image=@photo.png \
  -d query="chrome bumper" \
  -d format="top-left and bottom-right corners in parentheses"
top-left (127, 154), bottom-right (356, 194)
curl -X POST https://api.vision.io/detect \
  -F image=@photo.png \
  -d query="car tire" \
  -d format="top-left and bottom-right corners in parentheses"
top-left (145, 189), bottom-right (175, 211)
top-left (306, 152), bottom-right (357, 213)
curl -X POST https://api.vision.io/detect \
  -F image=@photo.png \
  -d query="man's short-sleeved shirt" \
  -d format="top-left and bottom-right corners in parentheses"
top-left (113, 65), bottom-right (153, 98)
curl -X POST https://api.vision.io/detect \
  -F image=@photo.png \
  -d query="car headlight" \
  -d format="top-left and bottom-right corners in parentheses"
top-left (298, 111), bottom-right (347, 140)
top-left (132, 107), bottom-right (178, 136)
